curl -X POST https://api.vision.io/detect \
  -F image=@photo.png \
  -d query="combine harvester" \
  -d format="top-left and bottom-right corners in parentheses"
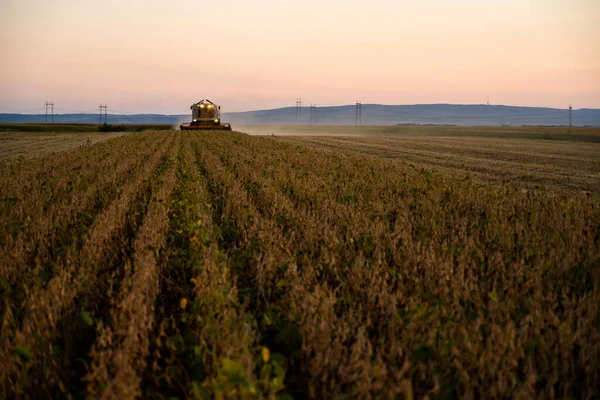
top-left (180, 99), bottom-right (232, 131)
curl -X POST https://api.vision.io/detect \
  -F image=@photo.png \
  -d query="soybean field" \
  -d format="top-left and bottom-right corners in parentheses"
top-left (1, 130), bottom-right (599, 399)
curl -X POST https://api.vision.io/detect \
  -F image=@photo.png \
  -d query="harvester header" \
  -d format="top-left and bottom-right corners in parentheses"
top-left (180, 99), bottom-right (232, 131)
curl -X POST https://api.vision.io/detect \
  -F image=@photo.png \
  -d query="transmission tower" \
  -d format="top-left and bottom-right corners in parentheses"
top-left (569, 104), bottom-right (572, 127)
top-left (309, 104), bottom-right (316, 125)
top-left (45, 101), bottom-right (55, 123)
top-left (359, 101), bottom-right (363, 126)
top-left (99, 104), bottom-right (108, 124)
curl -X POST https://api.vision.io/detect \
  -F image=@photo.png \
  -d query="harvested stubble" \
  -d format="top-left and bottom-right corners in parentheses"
top-left (0, 130), bottom-right (598, 399)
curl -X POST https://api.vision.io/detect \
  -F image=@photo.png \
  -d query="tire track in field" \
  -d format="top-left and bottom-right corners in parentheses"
top-left (1, 133), bottom-right (176, 396)
top-left (85, 134), bottom-right (179, 398)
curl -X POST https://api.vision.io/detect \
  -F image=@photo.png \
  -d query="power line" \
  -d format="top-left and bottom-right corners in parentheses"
top-left (108, 109), bottom-right (141, 115)
top-left (54, 107), bottom-right (99, 114)
top-left (344, 107), bottom-right (569, 120)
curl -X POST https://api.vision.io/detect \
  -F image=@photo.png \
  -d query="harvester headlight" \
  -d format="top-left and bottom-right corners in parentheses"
top-left (200, 104), bottom-right (205, 108)
top-left (193, 119), bottom-right (197, 122)
top-left (214, 119), bottom-right (219, 123)
top-left (207, 105), bottom-right (213, 109)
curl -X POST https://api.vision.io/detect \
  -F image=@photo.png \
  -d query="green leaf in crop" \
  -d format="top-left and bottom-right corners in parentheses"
top-left (168, 334), bottom-right (185, 353)
top-left (184, 332), bottom-right (199, 345)
top-left (270, 352), bottom-right (285, 363)
top-left (279, 262), bottom-right (290, 274)
top-left (191, 360), bottom-right (205, 383)
top-left (412, 344), bottom-right (434, 363)
top-left (192, 381), bottom-right (211, 400)
top-left (276, 280), bottom-right (287, 288)
top-left (525, 338), bottom-right (538, 353)
top-left (14, 346), bottom-right (32, 362)
top-left (193, 298), bottom-right (202, 313)
top-left (80, 310), bottom-right (94, 327)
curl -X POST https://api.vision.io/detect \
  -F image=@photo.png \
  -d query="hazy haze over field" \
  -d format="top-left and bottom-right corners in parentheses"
top-left (1, 0), bottom-right (599, 113)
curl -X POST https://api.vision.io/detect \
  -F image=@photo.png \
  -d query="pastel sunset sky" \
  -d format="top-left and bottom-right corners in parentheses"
top-left (1, 0), bottom-right (598, 113)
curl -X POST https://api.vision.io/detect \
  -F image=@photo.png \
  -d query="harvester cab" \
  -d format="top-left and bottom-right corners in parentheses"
top-left (180, 99), bottom-right (232, 131)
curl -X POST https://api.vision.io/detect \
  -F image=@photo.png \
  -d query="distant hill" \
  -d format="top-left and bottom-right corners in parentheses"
top-left (224, 104), bottom-right (600, 126)
top-left (0, 113), bottom-right (185, 125)
top-left (1, 104), bottom-right (599, 126)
